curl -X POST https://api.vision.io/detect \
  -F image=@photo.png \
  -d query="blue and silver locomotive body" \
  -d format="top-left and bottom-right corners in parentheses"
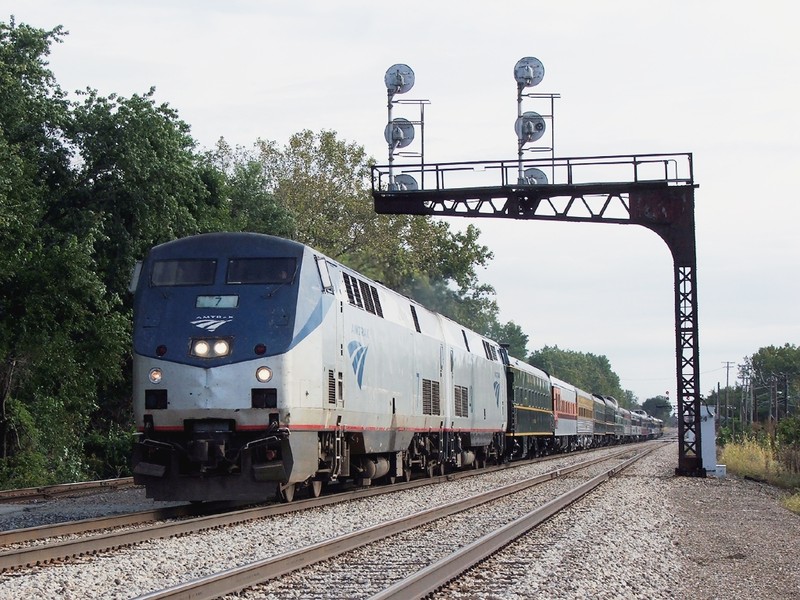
top-left (131, 233), bottom-right (507, 501)
top-left (131, 232), bottom-right (662, 502)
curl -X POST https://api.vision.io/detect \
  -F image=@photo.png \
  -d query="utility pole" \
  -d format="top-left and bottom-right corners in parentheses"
top-left (723, 361), bottom-right (735, 428)
top-left (782, 373), bottom-right (789, 418)
top-left (738, 367), bottom-right (749, 432)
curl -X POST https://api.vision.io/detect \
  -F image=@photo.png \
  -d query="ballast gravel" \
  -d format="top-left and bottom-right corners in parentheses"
top-left (0, 442), bottom-right (797, 599)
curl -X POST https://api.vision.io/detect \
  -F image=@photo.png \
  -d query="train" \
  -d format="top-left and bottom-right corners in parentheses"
top-left (130, 232), bottom-right (662, 502)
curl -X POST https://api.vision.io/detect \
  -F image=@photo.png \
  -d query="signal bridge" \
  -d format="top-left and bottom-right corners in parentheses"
top-left (371, 152), bottom-right (704, 477)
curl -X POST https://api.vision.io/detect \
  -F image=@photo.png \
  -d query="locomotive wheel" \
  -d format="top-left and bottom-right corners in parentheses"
top-left (310, 480), bottom-right (322, 498)
top-left (426, 463), bottom-right (436, 478)
top-left (278, 483), bottom-right (296, 503)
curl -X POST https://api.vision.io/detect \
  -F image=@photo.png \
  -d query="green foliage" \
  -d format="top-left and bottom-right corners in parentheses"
top-left (641, 395), bottom-right (672, 421)
top-left (777, 415), bottom-right (800, 447)
top-left (63, 87), bottom-right (216, 296)
top-left (0, 446), bottom-right (50, 489)
top-left (783, 493), bottom-right (800, 516)
top-left (203, 139), bottom-right (294, 236)
top-left (623, 390), bottom-right (641, 411)
top-left (744, 344), bottom-right (800, 421)
top-left (528, 345), bottom-right (628, 403)
top-left (486, 320), bottom-right (529, 360)
top-left (0, 18), bottom-right (219, 488)
top-left (750, 344), bottom-right (800, 382)
top-left (84, 423), bottom-right (135, 479)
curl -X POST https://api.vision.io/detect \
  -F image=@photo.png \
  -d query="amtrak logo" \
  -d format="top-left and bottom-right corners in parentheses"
top-left (191, 317), bottom-right (233, 332)
top-left (347, 340), bottom-right (368, 389)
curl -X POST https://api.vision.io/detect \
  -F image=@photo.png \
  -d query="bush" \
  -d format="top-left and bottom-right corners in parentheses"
top-left (720, 437), bottom-right (778, 481)
top-left (720, 433), bottom-right (800, 491)
top-left (0, 449), bottom-right (50, 489)
top-left (777, 415), bottom-right (800, 446)
top-left (84, 424), bottom-right (135, 479)
top-left (783, 493), bottom-right (800, 515)
top-left (0, 397), bottom-right (50, 488)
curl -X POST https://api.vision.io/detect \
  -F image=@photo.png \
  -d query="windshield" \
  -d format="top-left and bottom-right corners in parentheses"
top-left (151, 259), bottom-right (217, 286)
top-left (226, 257), bottom-right (297, 284)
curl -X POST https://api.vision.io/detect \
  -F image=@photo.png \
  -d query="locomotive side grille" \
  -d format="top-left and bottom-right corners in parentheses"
top-left (343, 272), bottom-right (384, 318)
top-left (371, 287), bottom-right (383, 317)
top-left (359, 280), bottom-right (375, 313)
top-left (454, 385), bottom-right (469, 418)
top-left (343, 273), bottom-right (357, 305)
top-left (328, 369), bottom-right (336, 404)
top-left (422, 379), bottom-right (440, 415)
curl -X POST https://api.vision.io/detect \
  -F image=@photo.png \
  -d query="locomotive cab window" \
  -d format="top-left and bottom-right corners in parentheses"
top-left (151, 259), bottom-right (217, 286)
top-left (227, 257), bottom-right (297, 284)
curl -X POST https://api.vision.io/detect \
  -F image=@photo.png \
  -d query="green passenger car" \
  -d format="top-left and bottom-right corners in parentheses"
top-left (505, 357), bottom-right (555, 458)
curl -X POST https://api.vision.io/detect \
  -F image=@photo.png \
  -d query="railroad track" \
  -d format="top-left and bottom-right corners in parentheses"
top-left (131, 444), bottom-right (658, 599)
top-left (0, 440), bottom-right (669, 600)
top-left (0, 443), bottom-right (648, 572)
top-left (0, 477), bottom-right (136, 504)
top-left (0, 448), bottom-right (569, 571)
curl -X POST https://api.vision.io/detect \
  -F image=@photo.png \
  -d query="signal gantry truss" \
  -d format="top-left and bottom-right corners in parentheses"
top-left (371, 152), bottom-right (704, 476)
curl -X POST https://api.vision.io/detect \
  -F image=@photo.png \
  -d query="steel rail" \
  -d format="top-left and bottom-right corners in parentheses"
top-left (132, 446), bottom-right (641, 600)
top-left (0, 442), bottom-right (626, 566)
top-left (0, 451), bottom-right (511, 570)
top-left (371, 445), bottom-right (659, 599)
top-left (0, 503), bottom-right (224, 546)
top-left (0, 477), bottom-right (136, 504)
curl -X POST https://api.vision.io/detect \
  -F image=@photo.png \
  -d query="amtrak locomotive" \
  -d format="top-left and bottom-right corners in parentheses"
top-left (131, 232), bottom-right (661, 502)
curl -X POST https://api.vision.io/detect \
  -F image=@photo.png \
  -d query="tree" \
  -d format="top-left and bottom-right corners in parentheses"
top-left (1, 17), bottom-right (233, 485)
top-left (738, 344), bottom-right (800, 423)
top-left (61, 87), bottom-right (221, 297)
top-left (623, 390), bottom-right (641, 411)
top-left (641, 395), bottom-right (672, 422)
top-left (486, 320), bottom-right (529, 360)
top-left (0, 19), bottom-right (535, 486)
top-left (0, 18), bottom-right (128, 484)
top-left (202, 138), bottom-right (294, 236)
top-left (528, 345), bottom-right (628, 403)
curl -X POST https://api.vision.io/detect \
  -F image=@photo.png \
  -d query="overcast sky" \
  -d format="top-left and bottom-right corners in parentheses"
top-left (4, 1), bottom-right (798, 406)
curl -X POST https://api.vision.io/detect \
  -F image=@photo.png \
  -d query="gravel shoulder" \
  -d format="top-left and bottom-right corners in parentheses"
top-left (668, 467), bottom-right (800, 599)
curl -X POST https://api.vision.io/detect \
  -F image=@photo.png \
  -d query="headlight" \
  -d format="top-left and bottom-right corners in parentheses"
top-left (149, 368), bottom-right (163, 384)
top-left (190, 338), bottom-right (232, 358)
top-left (256, 366), bottom-right (273, 383)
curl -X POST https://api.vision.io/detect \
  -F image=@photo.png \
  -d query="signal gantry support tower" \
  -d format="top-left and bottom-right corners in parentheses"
top-left (371, 153), bottom-right (705, 476)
